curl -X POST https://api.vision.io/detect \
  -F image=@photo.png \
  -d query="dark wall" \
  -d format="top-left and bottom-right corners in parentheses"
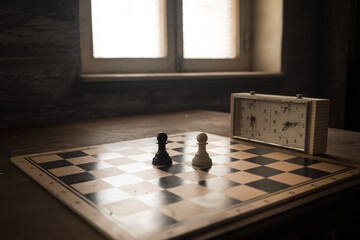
top-left (345, 0), bottom-right (360, 132)
top-left (0, 0), bottom-right (355, 129)
top-left (282, 0), bottom-right (354, 129)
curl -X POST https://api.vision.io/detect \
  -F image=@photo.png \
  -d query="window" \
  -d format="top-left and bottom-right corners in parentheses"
top-left (91, 0), bottom-right (167, 59)
top-left (79, 0), bottom-right (251, 74)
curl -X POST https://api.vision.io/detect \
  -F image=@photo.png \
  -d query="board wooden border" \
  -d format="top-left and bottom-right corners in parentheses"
top-left (10, 132), bottom-right (360, 239)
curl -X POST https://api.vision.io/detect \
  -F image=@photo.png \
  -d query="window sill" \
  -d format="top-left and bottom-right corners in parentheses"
top-left (80, 71), bottom-right (285, 92)
top-left (81, 71), bottom-right (283, 82)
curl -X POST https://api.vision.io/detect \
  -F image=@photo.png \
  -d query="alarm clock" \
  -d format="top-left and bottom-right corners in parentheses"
top-left (230, 92), bottom-right (330, 155)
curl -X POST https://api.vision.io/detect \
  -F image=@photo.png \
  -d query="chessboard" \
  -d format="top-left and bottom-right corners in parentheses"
top-left (11, 132), bottom-right (360, 240)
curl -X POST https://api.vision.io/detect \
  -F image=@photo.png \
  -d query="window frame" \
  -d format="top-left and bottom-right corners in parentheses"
top-left (79, 0), bottom-right (251, 74)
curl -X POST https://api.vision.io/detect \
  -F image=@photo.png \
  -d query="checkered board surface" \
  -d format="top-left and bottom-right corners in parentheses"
top-left (11, 132), bottom-right (360, 240)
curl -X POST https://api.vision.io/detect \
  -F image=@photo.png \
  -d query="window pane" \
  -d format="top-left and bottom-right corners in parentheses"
top-left (91, 0), bottom-right (166, 58)
top-left (182, 0), bottom-right (238, 59)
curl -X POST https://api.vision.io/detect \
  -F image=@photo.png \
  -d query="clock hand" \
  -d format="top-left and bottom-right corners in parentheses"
top-left (282, 121), bottom-right (291, 131)
top-left (249, 115), bottom-right (256, 131)
top-left (283, 106), bottom-right (290, 113)
top-left (282, 121), bottom-right (299, 131)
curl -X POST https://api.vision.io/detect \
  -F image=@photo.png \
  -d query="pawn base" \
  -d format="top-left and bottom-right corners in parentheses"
top-left (192, 162), bottom-right (212, 169)
top-left (152, 154), bottom-right (172, 166)
top-left (192, 153), bottom-right (212, 167)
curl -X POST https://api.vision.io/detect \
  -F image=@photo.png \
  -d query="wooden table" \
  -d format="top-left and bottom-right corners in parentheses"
top-left (1, 110), bottom-right (360, 239)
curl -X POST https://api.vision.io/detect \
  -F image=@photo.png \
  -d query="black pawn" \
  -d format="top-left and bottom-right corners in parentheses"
top-left (152, 132), bottom-right (172, 166)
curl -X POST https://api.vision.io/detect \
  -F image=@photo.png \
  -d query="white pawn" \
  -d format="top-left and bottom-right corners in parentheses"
top-left (192, 133), bottom-right (212, 167)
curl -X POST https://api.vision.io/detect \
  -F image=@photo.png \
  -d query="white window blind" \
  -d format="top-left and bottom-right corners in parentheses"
top-left (182, 0), bottom-right (238, 59)
top-left (91, 0), bottom-right (166, 58)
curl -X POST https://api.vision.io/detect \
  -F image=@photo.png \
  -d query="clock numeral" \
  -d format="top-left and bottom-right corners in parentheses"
top-left (236, 98), bottom-right (307, 150)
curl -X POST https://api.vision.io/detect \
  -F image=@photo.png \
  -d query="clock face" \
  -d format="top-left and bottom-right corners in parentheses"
top-left (237, 98), bottom-right (308, 150)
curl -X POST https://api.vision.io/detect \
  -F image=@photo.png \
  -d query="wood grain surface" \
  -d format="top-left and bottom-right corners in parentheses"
top-left (1, 110), bottom-right (359, 240)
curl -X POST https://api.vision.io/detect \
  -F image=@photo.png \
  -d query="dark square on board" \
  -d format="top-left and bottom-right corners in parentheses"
top-left (290, 167), bottom-right (329, 179)
top-left (38, 160), bottom-right (73, 170)
top-left (58, 172), bottom-right (97, 185)
top-left (148, 175), bottom-right (191, 189)
top-left (198, 177), bottom-right (239, 191)
top-left (57, 151), bottom-right (88, 159)
top-left (172, 147), bottom-right (196, 154)
top-left (171, 154), bottom-right (193, 163)
top-left (243, 148), bottom-right (274, 155)
top-left (246, 178), bottom-right (291, 193)
top-left (201, 165), bottom-right (239, 176)
top-left (244, 156), bottom-right (279, 165)
top-left (285, 157), bottom-right (321, 166)
top-left (158, 164), bottom-right (193, 174)
top-left (77, 161), bottom-right (110, 171)
top-left (245, 166), bottom-right (284, 178)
